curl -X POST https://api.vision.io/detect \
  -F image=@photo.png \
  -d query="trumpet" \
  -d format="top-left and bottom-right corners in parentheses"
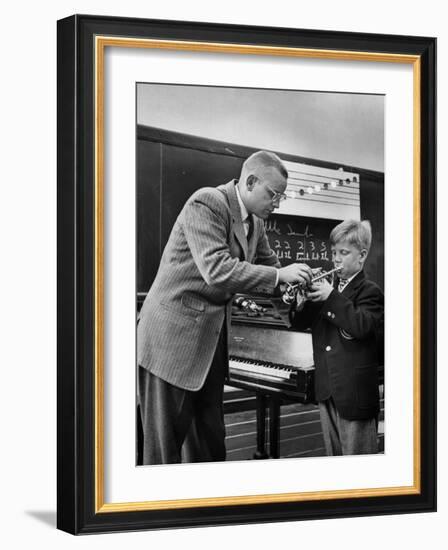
top-left (281, 266), bottom-right (343, 306)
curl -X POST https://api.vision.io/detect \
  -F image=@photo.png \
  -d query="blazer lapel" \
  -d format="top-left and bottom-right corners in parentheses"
top-left (339, 270), bottom-right (365, 299)
top-left (225, 180), bottom-right (248, 259)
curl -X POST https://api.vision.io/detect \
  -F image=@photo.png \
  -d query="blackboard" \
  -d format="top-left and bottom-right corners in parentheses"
top-left (265, 214), bottom-right (339, 272)
top-left (137, 125), bottom-right (384, 292)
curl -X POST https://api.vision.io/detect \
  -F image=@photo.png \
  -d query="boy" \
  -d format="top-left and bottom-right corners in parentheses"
top-left (290, 220), bottom-right (384, 455)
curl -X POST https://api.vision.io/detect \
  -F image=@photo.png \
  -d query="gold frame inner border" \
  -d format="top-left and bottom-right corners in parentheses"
top-left (94, 36), bottom-right (421, 513)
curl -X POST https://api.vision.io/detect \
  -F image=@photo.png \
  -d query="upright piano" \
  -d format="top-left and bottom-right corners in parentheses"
top-left (226, 295), bottom-right (316, 458)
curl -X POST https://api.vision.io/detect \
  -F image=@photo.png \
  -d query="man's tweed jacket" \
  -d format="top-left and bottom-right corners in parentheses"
top-left (137, 180), bottom-right (281, 391)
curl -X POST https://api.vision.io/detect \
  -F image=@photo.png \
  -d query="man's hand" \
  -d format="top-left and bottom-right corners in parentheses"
top-left (278, 263), bottom-right (313, 286)
top-left (305, 279), bottom-right (333, 302)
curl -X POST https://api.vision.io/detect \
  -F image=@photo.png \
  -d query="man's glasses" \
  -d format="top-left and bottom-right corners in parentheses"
top-left (265, 184), bottom-right (287, 204)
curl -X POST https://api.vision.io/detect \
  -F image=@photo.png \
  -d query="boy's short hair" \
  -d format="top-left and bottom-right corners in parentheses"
top-left (330, 219), bottom-right (372, 253)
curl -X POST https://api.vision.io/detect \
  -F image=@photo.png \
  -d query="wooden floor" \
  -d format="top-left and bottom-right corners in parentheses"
top-left (136, 389), bottom-right (385, 464)
top-left (224, 387), bottom-right (385, 461)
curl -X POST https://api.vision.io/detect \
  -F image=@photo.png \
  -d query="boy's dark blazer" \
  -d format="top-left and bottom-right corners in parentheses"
top-left (291, 270), bottom-right (384, 420)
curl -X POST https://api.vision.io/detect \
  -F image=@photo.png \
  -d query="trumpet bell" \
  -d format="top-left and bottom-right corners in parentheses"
top-left (280, 266), bottom-right (342, 306)
top-left (281, 284), bottom-right (298, 305)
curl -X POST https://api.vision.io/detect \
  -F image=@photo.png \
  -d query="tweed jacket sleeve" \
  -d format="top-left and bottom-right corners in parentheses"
top-left (182, 189), bottom-right (278, 294)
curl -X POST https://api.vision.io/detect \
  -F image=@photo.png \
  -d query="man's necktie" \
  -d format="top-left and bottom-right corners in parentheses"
top-left (245, 215), bottom-right (254, 241)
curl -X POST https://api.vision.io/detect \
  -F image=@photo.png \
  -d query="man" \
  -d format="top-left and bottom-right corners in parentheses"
top-left (137, 150), bottom-right (313, 464)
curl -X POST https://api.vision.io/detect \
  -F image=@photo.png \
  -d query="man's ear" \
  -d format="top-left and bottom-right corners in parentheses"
top-left (359, 249), bottom-right (368, 265)
top-left (246, 174), bottom-right (257, 190)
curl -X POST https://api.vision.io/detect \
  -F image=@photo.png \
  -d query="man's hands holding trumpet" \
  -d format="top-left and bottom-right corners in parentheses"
top-left (279, 264), bottom-right (341, 309)
top-left (234, 264), bottom-right (337, 317)
top-left (278, 263), bottom-right (314, 286)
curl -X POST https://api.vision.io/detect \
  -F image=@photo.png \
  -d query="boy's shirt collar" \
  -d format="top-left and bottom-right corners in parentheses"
top-left (338, 269), bottom-right (362, 291)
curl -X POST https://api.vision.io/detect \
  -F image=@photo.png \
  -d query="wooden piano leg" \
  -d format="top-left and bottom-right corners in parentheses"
top-left (253, 393), bottom-right (269, 459)
top-left (268, 397), bottom-right (281, 459)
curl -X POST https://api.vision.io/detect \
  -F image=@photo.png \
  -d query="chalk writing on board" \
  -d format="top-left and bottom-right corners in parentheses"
top-left (264, 219), bottom-right (281, 235)
top-left (273, 238), bottom-right (329, 262)
top-left (286, 224), bottom-right (314, 238)
top-left (264, 216), bottom-right (337, 266)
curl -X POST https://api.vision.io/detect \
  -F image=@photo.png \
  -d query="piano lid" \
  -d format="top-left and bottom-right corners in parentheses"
top-left (229, 323), bottom-right (314, 370)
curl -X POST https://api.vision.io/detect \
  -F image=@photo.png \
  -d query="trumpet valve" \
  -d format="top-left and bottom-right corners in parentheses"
top-left (281, 283), bottom-right (297, 305)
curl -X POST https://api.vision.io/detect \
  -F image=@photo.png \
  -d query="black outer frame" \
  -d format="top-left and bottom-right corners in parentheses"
top-left (57, 14), bottom-right (436, 535)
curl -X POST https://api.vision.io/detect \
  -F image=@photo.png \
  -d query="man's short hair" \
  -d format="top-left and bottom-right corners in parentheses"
top-left (242, 151), bottom-right (288, 180)
top-left (330, 219), bottom-right (372, 253)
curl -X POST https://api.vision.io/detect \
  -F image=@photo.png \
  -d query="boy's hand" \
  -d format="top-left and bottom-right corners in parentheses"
top-left (306, 279), bottom-right (333, 302)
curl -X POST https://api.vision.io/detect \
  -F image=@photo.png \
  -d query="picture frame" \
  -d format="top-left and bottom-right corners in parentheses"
top-left (57, 14), bottom-right (436, 534)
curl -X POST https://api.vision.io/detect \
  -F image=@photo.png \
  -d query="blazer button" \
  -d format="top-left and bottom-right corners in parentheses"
top-left (325, 345), bottom-right (332, 351)
top-left (327, 311), bottom-right (332, 317)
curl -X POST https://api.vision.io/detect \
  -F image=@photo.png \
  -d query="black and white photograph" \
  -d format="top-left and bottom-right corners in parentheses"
top-left (53, 11), bottom-right (436, 536)
top-left (0, 0), bottom-right (443, 544)
top-left (135, 83), bottom-right (385, 466)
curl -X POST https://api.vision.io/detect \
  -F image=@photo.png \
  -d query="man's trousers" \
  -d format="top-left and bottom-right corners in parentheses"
top-left (138, 327), bottom-right (227, 464)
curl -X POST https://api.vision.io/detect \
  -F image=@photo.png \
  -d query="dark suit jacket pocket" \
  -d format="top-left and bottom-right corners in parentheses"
top-left (355, 363), bottom-right (379, 409)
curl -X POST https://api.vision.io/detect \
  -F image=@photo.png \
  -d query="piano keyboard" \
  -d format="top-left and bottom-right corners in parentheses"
top-left (229, 358), bottom-right (297, 381)
top-left (227, 317), bottom-right (315, 403)
top-left (227, 356), bottom-right (315, 403)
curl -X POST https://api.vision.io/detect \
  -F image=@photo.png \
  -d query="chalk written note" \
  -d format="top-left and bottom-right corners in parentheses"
top-left (264, 215), bottom-right (340, 269)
